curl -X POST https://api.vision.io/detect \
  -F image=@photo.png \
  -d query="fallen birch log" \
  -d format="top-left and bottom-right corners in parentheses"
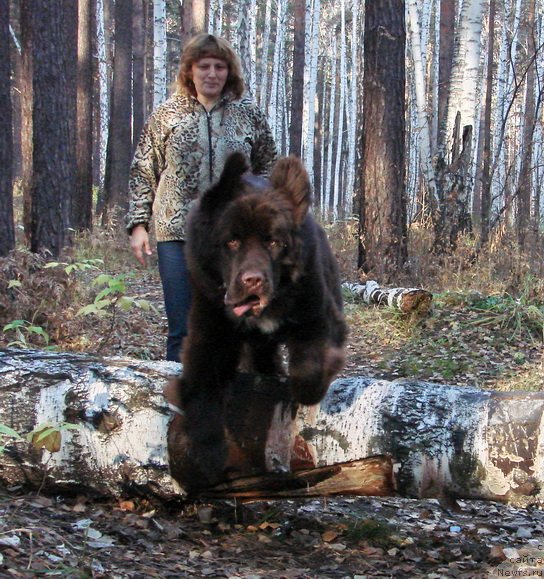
top-left (343, 280), bottom-right (433, 315)
top-left (0, 348), bottom-right (543, 506)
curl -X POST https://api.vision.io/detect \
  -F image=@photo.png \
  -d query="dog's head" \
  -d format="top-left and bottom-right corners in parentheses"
top-left (196, 153), bottom-right (312, 326)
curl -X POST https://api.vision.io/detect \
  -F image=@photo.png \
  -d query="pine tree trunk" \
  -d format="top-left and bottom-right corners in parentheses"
top-left (0, 0), bottom-right (15, 256)
top-left (289, 0), bottom-right (305, 158)
top-left (102, 0), bottom-right (133, 218)
top-left (29, 0), bottom-right (77, 256)
top-left (357, 0), bottom-right (407, 279)
top-left (75, 0), bottom-right (94, 232)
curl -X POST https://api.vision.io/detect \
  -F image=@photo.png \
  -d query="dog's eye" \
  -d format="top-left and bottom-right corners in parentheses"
top-left (227, 239), bottom-right (241, 251)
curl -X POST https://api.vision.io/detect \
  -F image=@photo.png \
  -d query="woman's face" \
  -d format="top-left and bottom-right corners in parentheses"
top-left (191, 57), bottom-right (229, 104)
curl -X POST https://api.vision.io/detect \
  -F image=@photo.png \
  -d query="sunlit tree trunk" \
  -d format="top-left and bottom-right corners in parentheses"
top-left (302, 0), bottom-right (320, 185)
top-left (132, 0), bottom-right (146, 149)
top-left (75, 0), bottom-right (94, 232)
top-left (0, 0), bottom-right (14, 256)
top-left (323, 34), bottom-right (337, 215)
top-left (235, 0), bottom-right (256, 99)
top-left (344, 0), bottom-right (359, 215)
top-left (406, 0), bottom-right (438, 216)
top-left (332, 0), bottom-right (346, 218)
top-left (257, 0), bottom-right (272, 111)
top-left (435, 0), bottom-right (484, 250)
top-left (153, 0), bottom-right (167, 107)
top-left (20, 0), bottom-right (33, 246)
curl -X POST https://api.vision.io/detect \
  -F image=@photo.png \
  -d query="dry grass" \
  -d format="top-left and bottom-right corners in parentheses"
top-left (2, 217), bottom-right (544, 391)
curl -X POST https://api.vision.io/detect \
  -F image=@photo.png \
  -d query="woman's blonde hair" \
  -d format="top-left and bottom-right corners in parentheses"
top-left (176, 34), bottom-right (245, 99)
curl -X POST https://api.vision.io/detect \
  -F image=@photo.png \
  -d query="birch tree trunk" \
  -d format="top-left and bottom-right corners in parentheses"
top-left (406, 0), bottom-right (438, 212)
top-left (344, 0), bottom-right (359, 215)
top-left (2, 349), bottom-right (544, 507)
top-left (235, 0), bottom-right (256, 99)
top-left (257, 0), bottom-right (272, 112)
top-left (302, 0), bottom-right (320, 185)
top-left (323, 34), bottom-right (337, 214)
top-left (95, 0), bottom-right (109, 192)
top-left (332, 0), bottom-right (346, 219)
top-left (153, 0), bottom-right (167, 108)
top-left (342, 281), bottom-right (433, 315)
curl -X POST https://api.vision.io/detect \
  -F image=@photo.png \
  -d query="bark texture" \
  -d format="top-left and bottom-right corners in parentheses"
top-left (357, 0), bottom-right (407, 279)
top-left (343, 281), bottom-right (433, 315)
top-left (0, 0), bottom-right (15, 256)
top-left (1, 349), bottom-right (543, 507)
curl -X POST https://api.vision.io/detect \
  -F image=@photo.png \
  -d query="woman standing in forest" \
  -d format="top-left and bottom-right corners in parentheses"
top-left (126, 34), bottom-right (277, 361)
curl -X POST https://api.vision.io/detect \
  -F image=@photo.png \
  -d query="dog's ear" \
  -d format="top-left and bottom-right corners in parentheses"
top-left (199, 152), bottom-right (250, 215)
top-left (269, 156), bottom-right (312, 225)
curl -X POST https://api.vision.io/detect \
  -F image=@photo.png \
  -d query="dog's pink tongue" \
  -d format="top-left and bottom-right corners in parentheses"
top-left (232, 298), bottom-right (260, 317)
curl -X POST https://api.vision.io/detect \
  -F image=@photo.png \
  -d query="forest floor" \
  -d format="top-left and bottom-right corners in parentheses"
top-left (1, 231), bottom-right (544, 577)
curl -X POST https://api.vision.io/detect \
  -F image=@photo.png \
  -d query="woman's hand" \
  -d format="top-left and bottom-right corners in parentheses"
top-left (130, 224), bottom-right (152, 267)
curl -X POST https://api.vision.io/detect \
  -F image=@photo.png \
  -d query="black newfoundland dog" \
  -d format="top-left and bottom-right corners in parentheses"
top-left (174, 153), bottom-right (347, 488)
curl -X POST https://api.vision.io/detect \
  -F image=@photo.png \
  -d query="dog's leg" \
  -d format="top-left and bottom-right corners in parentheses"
top-left (287, 339), bottom-right (345, 405)
top-left (177, 296), bottom-right (241, 489)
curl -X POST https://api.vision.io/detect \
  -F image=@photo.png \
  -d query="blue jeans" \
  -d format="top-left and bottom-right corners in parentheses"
top-left (157, 241), bottom-right (192, 362)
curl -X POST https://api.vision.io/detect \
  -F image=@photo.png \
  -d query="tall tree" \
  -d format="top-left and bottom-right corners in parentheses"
top-left (0, 0), bottom-right (15, 256)
top-left (479, 0), bottom-right (496, 246)
top-left (289, 0), bottom-right (305, 157)
top-left (357, 0), bottom-right (407, 279)
top-left (75, 0), bottom-right (94, 232)
top-left (235, 0), bottom-right (257, 98)
top-left (20, 0), bottom-right (33, 246)
top-left (516, 0), bottom-right (538, 249)
top-left (132, 0), bottom-right (146, 147)
top-left (181, 0), bottom-right (209, 47)
top-left (102, 0), bottom-right (133, 217)
top-left (27, 0), bottom-right (78, 256)
top-left (153, 0), bottom-right (167, 108)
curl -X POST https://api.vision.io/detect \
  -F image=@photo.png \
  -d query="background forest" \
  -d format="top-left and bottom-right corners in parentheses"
top-left (1, 0), bottom-right (544, 391)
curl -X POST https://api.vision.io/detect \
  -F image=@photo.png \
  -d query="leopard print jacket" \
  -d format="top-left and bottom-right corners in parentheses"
top-left (126, 93), bottom-right (277, 242)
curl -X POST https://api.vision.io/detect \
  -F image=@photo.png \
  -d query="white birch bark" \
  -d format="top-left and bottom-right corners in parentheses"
top-left (153, 0), bottom-right (168, 108)
top-left (258, 0), bottom-right (273, 111)
top-left (406, 0), bottom-right (438, 207)
top-left (342, 281), bottom-right (433, 314)
top-left (235, 0), bottom-right (256, 99)
top-left (2, 349), bottom-right (544, 506)
top-left (344, 0), bottom-right (359, 215)
top-left (302, 0), bottom-right (321, 187)
top-left (96, 0), bottom-right (109, 189)
top-left (268, 0), bottom-right (287, 150)
top-left (332, 0), bottom-right (346, 219)
top-left (444, 0), bottom-right (485, 163)
top-left (323, 34), bottom-right (337, 216)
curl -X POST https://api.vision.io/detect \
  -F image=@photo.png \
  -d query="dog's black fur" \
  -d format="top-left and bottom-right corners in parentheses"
top-left (178, 153), bottom-right (347, 488)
